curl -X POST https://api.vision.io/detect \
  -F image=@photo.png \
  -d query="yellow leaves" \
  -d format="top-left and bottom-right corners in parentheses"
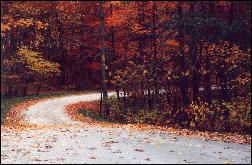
top-left (183, 70), bottom-right (190, 76)
top-left (14, 18), bottom-right (33, 28)
top-left (143, 69), bottom-right (148, 76)
top-left (235, 74), bottom-right (251, 85)
top-left (35, 21), bottom-right (48, 30)
top-left (36, 21), bottom-right (43, 30)
top-left (190, 121), bottom-right (196, 127)
top-left (110, 1), bottom-right (122, 6)
top-left (2, 17), bottom-right (49, 33)
top-left (1, 23), bottom-right (11, 33)
top-left (1, 16), bottom-right (13, 35)
top-left (34, 34), bottom-right (44, 47)
top-left (194, 105), bottom-right (199, 109)
top-left (30, 143), bottom-right (40, 148)
top-left (44, 23), bottom-right (49, 30)
top-left (16, 47), bottom-right (61, 77)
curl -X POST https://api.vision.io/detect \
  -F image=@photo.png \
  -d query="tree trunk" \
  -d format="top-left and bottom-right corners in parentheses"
top-left (99, 1), bottom-right (109, 117)
top-left (177, 1), bottom-right (190, 107)
top-left (36, 83), bottom-right (42, 95)
top-left (189, 2), bottom-right (200, 103)
top-left (204, 54), bottom-right (212, 103)
top-left (78, 1), bottom-right (87, 90)
top-left (54, 2), bottom-right (66, 86)
top-left (22, 81), bottom-right (29, 96)
top-left (110, 3), bottom-right (116, 82)
top-left (202, 2), bottom-right (212, 104)
top-left (152, 1), bottom-right (158, 108)
top-left (115, 83), bottom-right (120, 100)
top-left (137, 2), bottom-right (145, 64)
top-left (7, 81), bottom-right (13, 97)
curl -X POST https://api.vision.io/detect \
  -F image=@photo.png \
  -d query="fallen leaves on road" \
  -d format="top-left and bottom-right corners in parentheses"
top-left (112, 149), bottom-right (122, 153)
top-left (2, 98), bottom-right (48, 130)
top-left (33, 158), bottom-right (42, 162)
top-left (105, 140), bottom-right (119, 144)
top-left (30, 143), bottom-right (40, 148)
top-left (79, 145), bottom-right (85, 148)
top-left (1, 95), bottom-right (251, 146)
top-left (145, 158), bottom-right (151, 161)
top-left (45, 145), bottom-right (52, 149)
top-left (134, 149), bottom-right (144, 152)
top-left (89, 156), bottom-right (96, 160)
top-left (65, 101), bottom-right (251, 144)
top-left (88, 147), bottom-right (97, 151)
top-left (224, 160), bottom-right (233, 164)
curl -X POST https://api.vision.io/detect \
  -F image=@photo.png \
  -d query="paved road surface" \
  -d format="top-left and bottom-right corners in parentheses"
top-left (1, 92), bottom-right (251, 164)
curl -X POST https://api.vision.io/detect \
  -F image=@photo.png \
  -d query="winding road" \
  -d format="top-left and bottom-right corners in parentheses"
top-left (1, 92), bottom-right (251, 164)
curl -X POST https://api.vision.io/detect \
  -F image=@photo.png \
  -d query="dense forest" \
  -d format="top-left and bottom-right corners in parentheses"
top-left (1, 1), bottom-right (251, 133)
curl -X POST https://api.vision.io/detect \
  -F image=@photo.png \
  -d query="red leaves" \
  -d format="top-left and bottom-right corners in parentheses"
top-left (65, 101), bottom-right (99, 122)
top-left (86, 62), bottom-right (100, 70)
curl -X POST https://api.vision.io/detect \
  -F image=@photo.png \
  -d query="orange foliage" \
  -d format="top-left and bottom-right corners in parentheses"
top-left (2, 98), bottom-right (48, 130)
top-left (166, 39), bottom-right (179, 47)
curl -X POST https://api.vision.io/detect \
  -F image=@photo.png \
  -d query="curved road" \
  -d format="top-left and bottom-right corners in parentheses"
top-left (1, 92), bottom-right (251, 164)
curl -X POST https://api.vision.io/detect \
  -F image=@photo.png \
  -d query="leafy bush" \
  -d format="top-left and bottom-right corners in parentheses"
top-left (187, 97), bottom-right (251, 134)
top-left (103, 95), bottom-right (251, 134)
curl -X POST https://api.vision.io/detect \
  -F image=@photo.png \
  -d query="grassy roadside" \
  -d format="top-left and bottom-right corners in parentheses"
top-left (1, 90), bottom-right (96, 124)
top-left (67, 101), bottom-right (251, 144)
top-left (78, 109), bottom-right (122, 124)
top-left (75, 95), bottom-right (251, 135)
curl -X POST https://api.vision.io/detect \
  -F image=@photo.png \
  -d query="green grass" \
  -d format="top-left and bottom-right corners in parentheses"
top-left (1, 90), bottom-right (93, 124)
top-left (78, 109), bottom-right (122, 124)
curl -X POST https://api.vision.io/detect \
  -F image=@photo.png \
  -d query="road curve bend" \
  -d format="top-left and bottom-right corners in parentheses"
top-left (1, 92), bottom-right (251, 164)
